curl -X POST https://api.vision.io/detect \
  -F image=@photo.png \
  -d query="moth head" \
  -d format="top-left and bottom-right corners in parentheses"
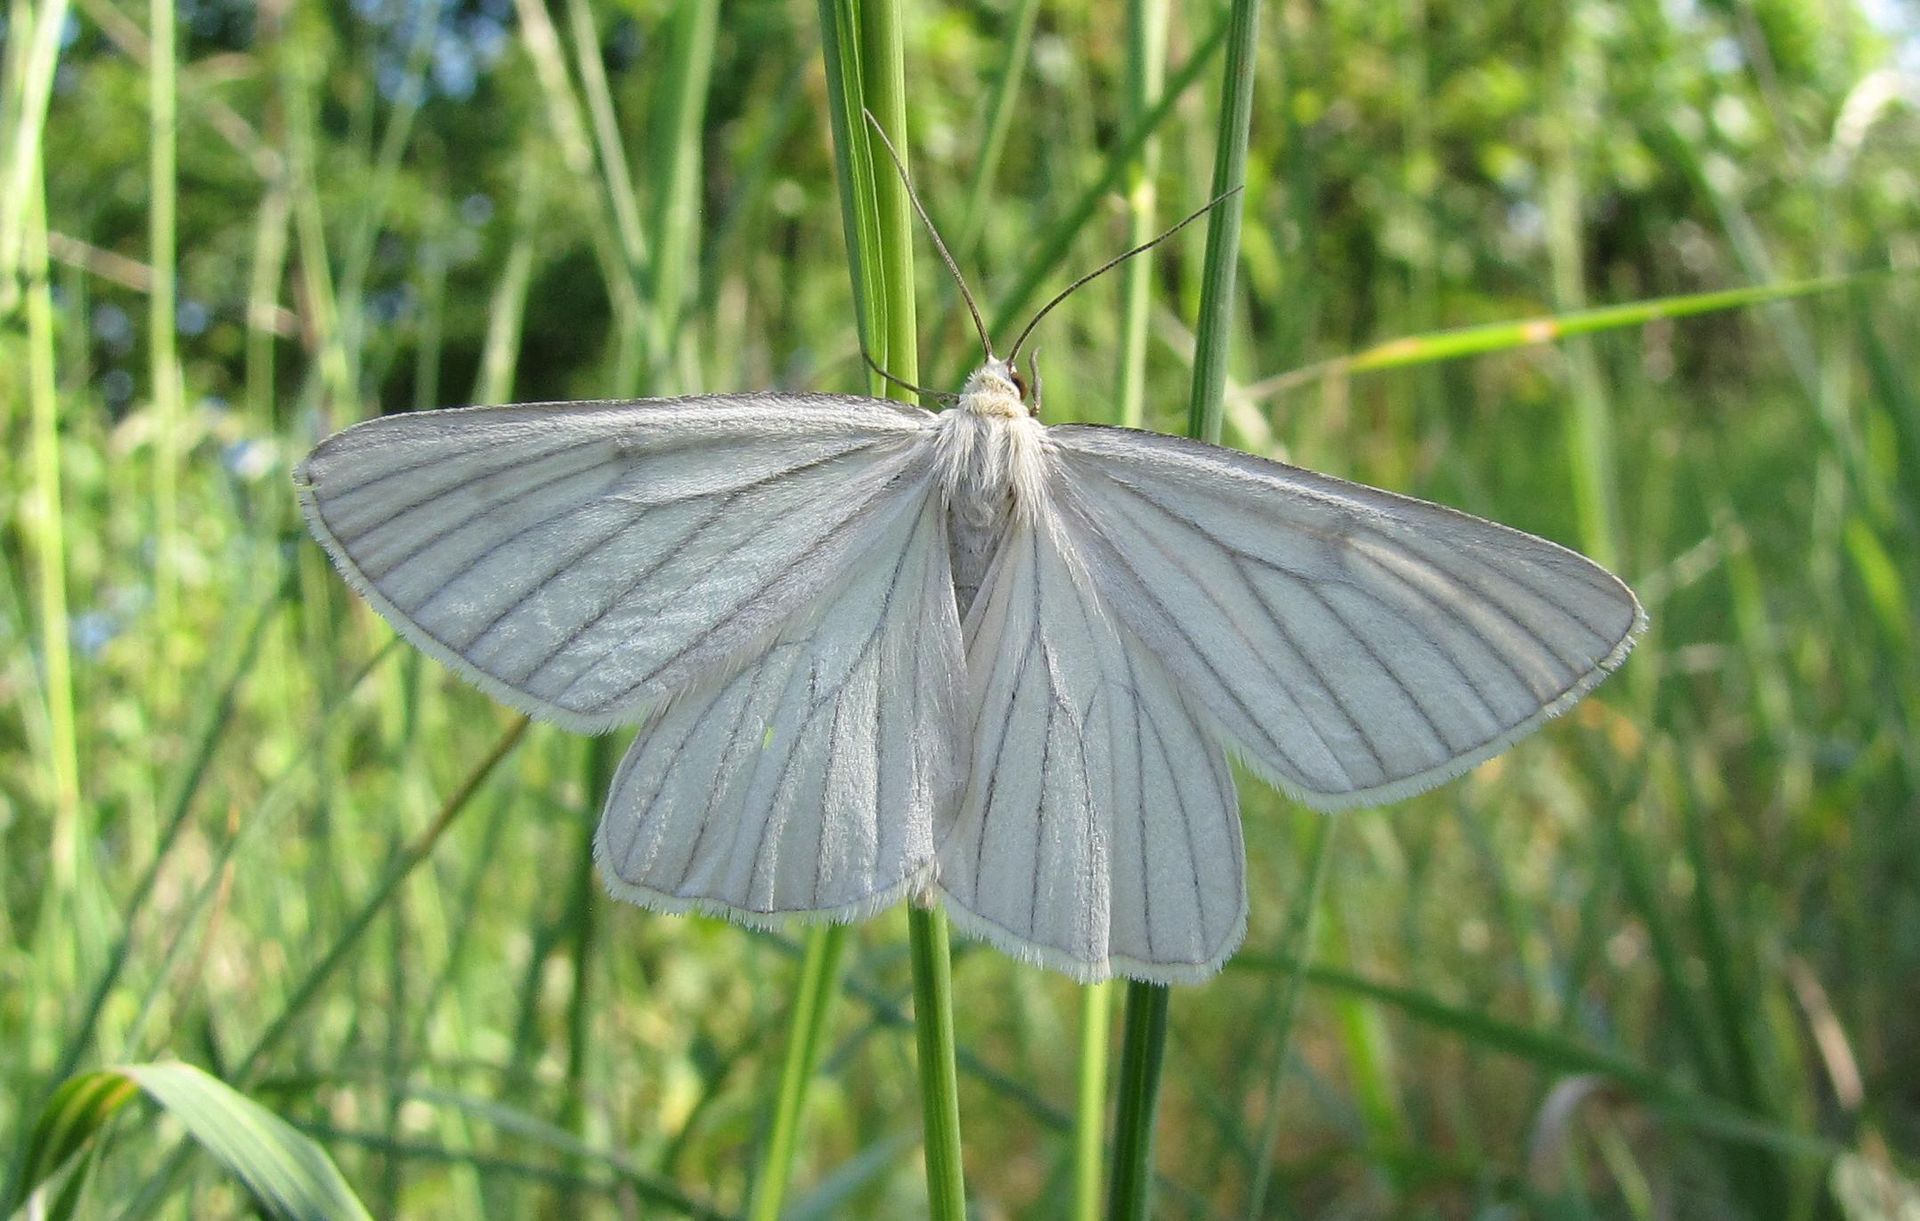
top-left (962, 359), bottom-right (1034, 419)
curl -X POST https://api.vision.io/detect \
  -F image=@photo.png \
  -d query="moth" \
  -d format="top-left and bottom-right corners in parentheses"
top-left (296, 154), bottom-right (1642, 985)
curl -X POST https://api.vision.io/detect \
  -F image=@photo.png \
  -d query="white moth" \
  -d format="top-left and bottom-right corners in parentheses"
top-left (294, 344), bottom-right (1642, 983)
top-left (295, 157), bottom-right (1642, 984)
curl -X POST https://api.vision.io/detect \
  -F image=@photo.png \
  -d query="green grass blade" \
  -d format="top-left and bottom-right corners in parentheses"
top-left (563, 0), bottom-right (651, 274)
top-left (1228, 954), bottom-right (1839, 1160)
top-left (1183, 0), bottom-right (1261, 445)
top-left (471, 155), bottom-right (546, 404)
top-left (46, 585), bottom-right (282, 1090)
top-left (0, 0), bottom-right (71, 306)
top-left (129, 1063), bottom-right (373, 1221)
top-left (10, 1070), bottom-right (139, 1216)
top-left (1542, 5), bottom-right (1621, 568)
top-left (645, 0), bottom-right (719, 387)
top-left (21, 153), bottom-right (83, 927)
top-left (235, 717), bottom-right (531, 1083)
top-left (816, 0), bottom-right (883, 366)
top-left (512, 0), bottom-right (647, 388)
top-left (952, 0), bottom-right (1041, 260)
top-left (1245, 274), bottom-right (1886, 400)
top-left (1082, 1), bottom-right (1166, 1206)
top-left (1243, 816), bottom-right (1337, 1217)
top-left (859, 0), bottom-right (917, 389)
top-left (982, 14), bottom-right (1229, 352)
top-left (1114, 0), bottom-right (1169, 429)
top-left (18, 1063), bottom-right (372, 1221)
top-left (145, 0), bottom-right (180, 633)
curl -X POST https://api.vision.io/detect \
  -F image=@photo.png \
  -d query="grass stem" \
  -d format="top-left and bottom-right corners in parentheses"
top-left (1244, 816), bottom-right (1338, 1216)
top-left (908, 906), bottom-right (967, 1221)
top-left (1110, 0), bottom-right (1265, 1212)
top-left (1106, 981), bottom-right (1168, 1219)
top-left (1115, 0), bottom-right (1170, 428)
top-left (1072, 982), bottom-right (1111, 1221)
top-left (748, 926), bottom-right (847, 1221)
top-left (855, 1), bottom-right (968, 1213)
top-left (148, 0), bottom-right (179, 698)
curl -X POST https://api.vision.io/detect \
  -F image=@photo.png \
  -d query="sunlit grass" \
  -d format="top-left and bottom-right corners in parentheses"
top-left (4, 0), bottom-right (1918, 1215)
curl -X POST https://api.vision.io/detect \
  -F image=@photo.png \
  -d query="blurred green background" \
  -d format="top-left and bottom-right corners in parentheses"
top-left (3, 0), bottom-right (1919, 1214)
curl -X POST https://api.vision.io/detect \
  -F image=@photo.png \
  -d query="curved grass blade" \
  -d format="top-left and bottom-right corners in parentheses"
top-left (1244, 273), bottom-right (1886, 400)
top-left (1228, 954), bottom-right (1840, 1161)
top-left (15, 1063), bottom-right (371, 1221)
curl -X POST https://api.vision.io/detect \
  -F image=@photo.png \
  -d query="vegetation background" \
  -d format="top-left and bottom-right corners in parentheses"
top-left (2, 0), bottom-right (1918, 1215)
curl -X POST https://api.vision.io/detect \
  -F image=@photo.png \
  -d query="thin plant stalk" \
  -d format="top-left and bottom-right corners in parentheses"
top-left (471, 154), bottom-right (545, 405)
top-left (237, 716), bottom-right (532, 1082)
top-left (907, 907), bottom-right (966, 1220)
top-left (22, 171), bottom-right (79, 864)
top-left (244, 177), bottom-right (291, 424)
top-left (1105, 982), bottom-right (1169, 1219)
top-left (149, 0), bottom-right (180, 692)
top-left (795, 4), bottom-right (966, 1216)
top-left (740, 6), bottom-right (872, 1216)
top-left (278, 37), bottom-right (353, 418)
top-left (1111, 0), bottom-right (1264, 1212)
top-left (1542, 5), bottom-right (1620, 570)
top-left (1072, 982), bottom-right (1111, 1221)
top-left (21, 158), bottom-right (90, 1044)
top-left (1241, 274), bottom-right (1876, 400)
top-left (952, 0), bottom-right (1040, 259)
top-left (564, 0), bottom-right (650, 274)
top-left (1184, 0), bottom-right (1262, 445)
top-left (514, 0), bottom-right (646, 389)
top-left (0, 0), bottom-right (72, 305)
top-left (1081, 3), bottom-right (1169, 1210)
top-left (646, 0), bottom-right (719, 388)
top-left (1244, 816), bottom-right (1338, 1217)
top-left (859, 0), bottom-right (916, 385)
top-left (983, 13), bottom-right (1229, 346)
top-left (1116, 0), bottom-right (1170, 428)
top-left (856, 0), bottom-right (967, 1213)
top-left (747, 926), bottom-right (847, 1221)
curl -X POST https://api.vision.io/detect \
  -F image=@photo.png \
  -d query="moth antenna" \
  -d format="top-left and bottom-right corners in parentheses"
top-left (1007, 185), bottom-right (1246, 365)
top-left (859, 341), bottom-right (951, 406)
top-left (863, 108), bottom-right (996, 361)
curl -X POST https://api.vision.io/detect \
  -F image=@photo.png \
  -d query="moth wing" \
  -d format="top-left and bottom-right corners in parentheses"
top-left (1046, 425), bottom-right (1645, 809)
top-left (936, 512), bottom-right (1247, 985)
top-left (596, 489), bottom-right (965, 922)
top-left (296, 394), bottom-right (939, 730)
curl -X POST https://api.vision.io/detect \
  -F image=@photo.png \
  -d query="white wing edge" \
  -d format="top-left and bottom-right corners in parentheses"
top-left (1048, 425), bottom-right (1649, 813)
top-left (595, 848), bottom-right (937, 929)
top-left (941, 894), bottom-right (1247, 987)
top-left (297, 478), bottom-right (627, 735)
top-left (1237, 600), bottom-right (1647, 813)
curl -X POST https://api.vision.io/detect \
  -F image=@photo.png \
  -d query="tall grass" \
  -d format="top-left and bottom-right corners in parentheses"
top-left (3, 0), bottom-right (1917, 1215)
